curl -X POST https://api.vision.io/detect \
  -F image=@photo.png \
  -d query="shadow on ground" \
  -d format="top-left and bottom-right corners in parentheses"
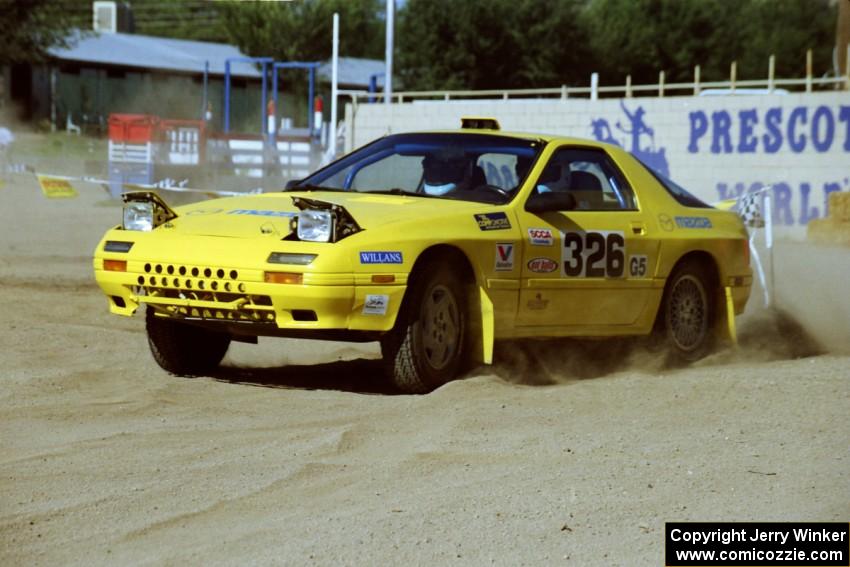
top-left (206, 309), bottom-right (824, 393)
top-left (212, 357), bottom-right (398, 395)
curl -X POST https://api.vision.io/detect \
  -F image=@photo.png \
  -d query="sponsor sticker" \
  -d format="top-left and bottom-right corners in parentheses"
top-left (227, 209), bottom-right (297, 218)
top-left (363, 294), bottom-right (389, 315)
top-left (495, 243), bottom-right (514, 271)
top-left (675, 216), bottom-right (713, 229)
top-left (360, 251), bottom-right (403, 264)
top-left (527, 257), bottom-right (558, 273)
top-left (186, 208), bottom-right (224, 216)
top-left (527, 228), bottom-right (554, 246)
top-left (36, 175), bottom-right (78, 199)
top-left (527, 292), bottom-right (549, 310)
top-left (658, 213), bottom-right (675, 232)
top-left (475, 212), bottom-right (511, 231)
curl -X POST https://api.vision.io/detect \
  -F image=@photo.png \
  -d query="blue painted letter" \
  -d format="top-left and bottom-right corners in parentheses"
top-left (811, 106), bottom-right (834, 153)
top-left (737, 109), bottom-right (758, 153)
top-left (710, 111), bottom-right (732, 154)
top-left (787, 107), bottom-right (807, 153)
top-left (839, 106), bottom-right (850, 151)
top-left (762, 107), bottom-right (783, 153)
top-left (688, 111), bottom-right (708, 153)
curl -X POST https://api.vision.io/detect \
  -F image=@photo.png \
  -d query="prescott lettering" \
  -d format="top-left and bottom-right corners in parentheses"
top-left (688, 105), bottom-right (850, 154)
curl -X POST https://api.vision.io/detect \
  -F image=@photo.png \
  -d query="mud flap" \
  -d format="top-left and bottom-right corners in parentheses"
top-left (719, 286), bottom-right (738, 347)
top-left (479, 286), bottom-right (494, 364)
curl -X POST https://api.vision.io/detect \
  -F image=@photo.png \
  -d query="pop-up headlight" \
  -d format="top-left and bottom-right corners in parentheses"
top-left (290, 196), bottom-right (362, 243)
top-left (122, 192), bottom-right (177, 232)
top-left (123, 201), bottom-right (154, 231)
top-left (297, 209), bottom-right (333, 242)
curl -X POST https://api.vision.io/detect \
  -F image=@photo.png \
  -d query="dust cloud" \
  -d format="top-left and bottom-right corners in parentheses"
top-left (491, 242), bottom-right (848, 386)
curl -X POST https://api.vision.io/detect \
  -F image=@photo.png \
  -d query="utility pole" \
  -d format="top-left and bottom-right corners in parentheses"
top-left (385, 0), bottom-right (394, 104)
top-left (330, 13), bottom-right (339, 157)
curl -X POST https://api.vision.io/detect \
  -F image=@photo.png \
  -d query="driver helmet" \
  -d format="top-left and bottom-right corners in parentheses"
top-left (422, 154), bottom-right (471, 196)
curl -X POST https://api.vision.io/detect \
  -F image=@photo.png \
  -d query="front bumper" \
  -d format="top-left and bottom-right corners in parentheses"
top-left (94, 257), bottom-right (407, 334)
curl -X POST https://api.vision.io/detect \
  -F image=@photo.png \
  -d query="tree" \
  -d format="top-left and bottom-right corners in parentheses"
top-left (0, 0), bottom-right (78, 65)
top-left (397, 0), bottom-right (591, 91)
top-left (581, 0), bottom-right (837, 85)
top-left (217, 0), bottom-right (384, 63)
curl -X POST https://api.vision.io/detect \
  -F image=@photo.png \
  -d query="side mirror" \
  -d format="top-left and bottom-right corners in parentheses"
top-left (524, 191), bottom-right (576, 214)
top-left (285, 178), bottom-right (303, 190)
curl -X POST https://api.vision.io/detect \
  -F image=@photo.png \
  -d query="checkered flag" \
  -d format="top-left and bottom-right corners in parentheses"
top-left (738, 191), bottom-right (764, 228)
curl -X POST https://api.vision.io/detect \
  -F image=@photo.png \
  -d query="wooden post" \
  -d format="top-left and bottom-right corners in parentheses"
top-left (805, 48), bottom-right (813, 93)
top-left (730, 61), bottom-right (737, 93)
top-left (625, 74), bottom-right (632, 98)
top-left (846, 44), bottom-right (850, 90)
top-left (693, 65), bottom-right (701, 95)
top-left (50, 67), bottom-right (57, 133)
top-left (658, 70), bottom-right (665, 97)
top-left (590, 72), bottom-right (599, 101)
top-left (768, 54), bottom-right (775, 93)
top-left (560, 84), bottom-right (568, 100)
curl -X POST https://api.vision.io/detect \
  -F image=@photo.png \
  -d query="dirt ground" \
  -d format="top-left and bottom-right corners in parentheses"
top-left (0, 155), bottom-right (848, 566)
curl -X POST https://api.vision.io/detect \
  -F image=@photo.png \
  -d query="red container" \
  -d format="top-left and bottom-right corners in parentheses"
top-left (108, 114), bottom-right (159, 143)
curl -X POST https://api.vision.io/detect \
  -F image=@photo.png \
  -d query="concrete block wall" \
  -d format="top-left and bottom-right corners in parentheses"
top-left (347, 92), bottom-right (850, 239)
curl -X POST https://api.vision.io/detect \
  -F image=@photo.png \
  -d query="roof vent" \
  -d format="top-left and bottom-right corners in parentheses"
top-left (461, 117), bottom-right (501, 130)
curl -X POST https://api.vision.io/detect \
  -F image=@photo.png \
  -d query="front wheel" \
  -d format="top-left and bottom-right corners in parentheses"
top-left (381, 261), bottom-right (469, 393)
top-left (146, 308), bottom-right (231, 376)
top-left (661, 260), bottom-right (716, 362)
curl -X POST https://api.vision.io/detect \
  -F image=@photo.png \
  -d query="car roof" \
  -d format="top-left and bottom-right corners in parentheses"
top-left (404, 128), bottom-right (616, 150)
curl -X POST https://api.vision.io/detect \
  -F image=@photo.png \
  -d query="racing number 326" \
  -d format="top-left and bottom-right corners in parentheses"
top-left (562, 231), bottom-right (625, 278)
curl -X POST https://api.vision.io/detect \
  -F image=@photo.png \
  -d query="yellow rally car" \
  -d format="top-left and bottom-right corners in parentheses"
top-left (93, 118), bottom-right (751, 393)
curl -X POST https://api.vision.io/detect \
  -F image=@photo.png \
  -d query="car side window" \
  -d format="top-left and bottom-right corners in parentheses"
top-left (532, 147), bottom-right (637, 211)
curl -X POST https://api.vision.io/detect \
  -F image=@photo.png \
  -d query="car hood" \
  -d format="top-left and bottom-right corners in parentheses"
top-left (168, 191), bottom-right (491, 238)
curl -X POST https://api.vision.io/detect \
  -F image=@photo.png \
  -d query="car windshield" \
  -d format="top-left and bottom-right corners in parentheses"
top-left (290, 133), bottom-right (543, 204)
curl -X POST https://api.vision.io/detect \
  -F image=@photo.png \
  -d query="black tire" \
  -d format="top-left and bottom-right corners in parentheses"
top-left (661, 259), bottom-right (716, 362)
top-left (145, 308), bottom-right (231, 376)
top-left (381, 260), bottom-right (469, 393)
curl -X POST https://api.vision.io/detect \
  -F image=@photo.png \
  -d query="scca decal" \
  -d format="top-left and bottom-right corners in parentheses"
top-left (475, 212), bottom-right (511, 231)
top-left (360, 251), bottom-right (403, 264)
top-left (527, 228), bottom-right (554, 246)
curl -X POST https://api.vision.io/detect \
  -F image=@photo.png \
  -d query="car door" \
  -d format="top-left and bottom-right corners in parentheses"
top-left (515, 146), bottom-right (660, 329)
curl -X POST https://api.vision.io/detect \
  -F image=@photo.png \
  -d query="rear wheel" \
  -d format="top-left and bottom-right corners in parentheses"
top-left (661, 260), bottom-right (716, 362)
top-left (146, 308), bottom-right (231, 376)
top-left (381, 261), bottom-right (468, 393)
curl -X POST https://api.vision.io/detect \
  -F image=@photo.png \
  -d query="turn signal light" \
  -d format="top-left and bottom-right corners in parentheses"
top-left (264, 271), bottom-right (303, 285)
top-left (371, 274), bottom-right (395, 283)
top-left (104, 259), bottom-right (127, 272)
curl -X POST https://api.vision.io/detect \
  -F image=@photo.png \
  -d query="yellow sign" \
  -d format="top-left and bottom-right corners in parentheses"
top-left (37, 175), bottom-right (78, 198)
